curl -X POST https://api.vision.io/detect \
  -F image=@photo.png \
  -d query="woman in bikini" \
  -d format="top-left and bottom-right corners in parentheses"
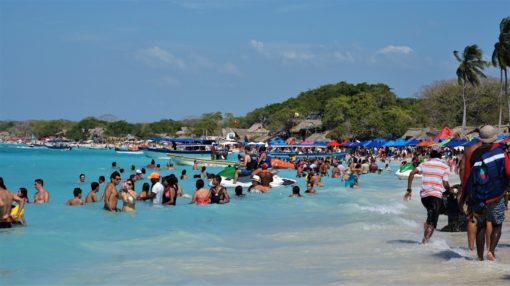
top-left (189, 179), bottom-right (211, 205)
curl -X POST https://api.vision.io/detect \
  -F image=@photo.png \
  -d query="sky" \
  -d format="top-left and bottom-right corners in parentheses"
top-left (0, 0), bottom-right (508, 122)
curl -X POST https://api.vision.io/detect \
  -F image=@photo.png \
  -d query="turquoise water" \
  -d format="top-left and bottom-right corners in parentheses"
top-left (1, 144), bottom-right (509, 285)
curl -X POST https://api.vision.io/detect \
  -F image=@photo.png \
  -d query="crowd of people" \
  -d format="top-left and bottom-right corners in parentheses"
top-left (2, 128), bottom-right (509, 263)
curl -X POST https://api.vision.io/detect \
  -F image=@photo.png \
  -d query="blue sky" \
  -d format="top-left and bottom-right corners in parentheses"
top-left (0, 0), bottom-right (508, 122)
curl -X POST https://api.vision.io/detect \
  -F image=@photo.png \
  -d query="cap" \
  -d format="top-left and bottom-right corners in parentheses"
top-left (148, 172), bottom-right (160, 179)
top-left (251, 175), bottom-right (261, 182)
top-left (479, 125), bottom-right (497, 143)
top-left (136, 169), bottom-right (142, 174)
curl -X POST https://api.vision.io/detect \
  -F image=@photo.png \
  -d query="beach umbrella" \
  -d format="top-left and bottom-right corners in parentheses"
top-left (327, 140), bottom-right (341, 147)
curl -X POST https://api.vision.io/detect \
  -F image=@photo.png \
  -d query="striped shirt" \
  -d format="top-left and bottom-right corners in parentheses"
top-left (416, 158), bottom-right (450, 199)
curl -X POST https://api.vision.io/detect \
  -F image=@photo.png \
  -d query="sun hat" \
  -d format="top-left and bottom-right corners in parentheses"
top-left (479, 125), bottom-right (497, 143)
top-left (251, 175), bottom-right (261, 182)
top-left (148, 172), bottom-right (160, 179)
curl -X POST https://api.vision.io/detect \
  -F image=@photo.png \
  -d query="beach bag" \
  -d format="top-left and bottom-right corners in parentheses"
top-left (465, 145), bottom-right (507, 212)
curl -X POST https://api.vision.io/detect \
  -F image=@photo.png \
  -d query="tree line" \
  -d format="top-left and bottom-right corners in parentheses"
top-left (1, 17), bottom-right (508, 141)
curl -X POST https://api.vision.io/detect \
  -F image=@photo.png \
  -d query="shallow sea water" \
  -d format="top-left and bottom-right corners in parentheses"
top-left (0, 144), bottom-right (509, 285)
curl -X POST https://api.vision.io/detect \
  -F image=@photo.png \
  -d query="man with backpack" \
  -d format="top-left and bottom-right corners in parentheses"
top-left (460, 125), bottom-right (510, 261)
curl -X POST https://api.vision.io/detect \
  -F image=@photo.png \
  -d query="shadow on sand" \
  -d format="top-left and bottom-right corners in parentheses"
top-left (432, 250), bottom-right (475, 261)
top-left (387, 239), bottom-right (420, 245)
top-left (501, 274), bottom-right (510, 281)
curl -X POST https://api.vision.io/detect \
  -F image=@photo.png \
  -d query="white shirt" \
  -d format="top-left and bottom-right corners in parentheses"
top-left (151, 182), bottom-right (164, 204)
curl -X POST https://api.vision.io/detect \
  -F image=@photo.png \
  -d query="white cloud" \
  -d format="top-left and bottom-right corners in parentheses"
top-left (218, 62), bottom-right (242, 77)
top-left (333, 51), bottom-right (355, 63)
top-left (377, 45), bottom-right (413, 55)
top-left (250, 39), bottom-right (265, 53)
top-left (135, 46), bottom-right (187, 69)
top-left (283, 51), bottom-right (315, 61)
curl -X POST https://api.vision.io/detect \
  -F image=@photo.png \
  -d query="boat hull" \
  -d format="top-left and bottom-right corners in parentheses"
top-left (168, 154), bottom-right (237, 167)
top-left (143, 148), bottom-right (211, 160)
top-left (395, 170), bottom-right (422, 180)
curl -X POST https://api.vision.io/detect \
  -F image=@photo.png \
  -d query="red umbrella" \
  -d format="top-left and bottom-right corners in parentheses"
top-left (327, 140), bottom-right (341, 147)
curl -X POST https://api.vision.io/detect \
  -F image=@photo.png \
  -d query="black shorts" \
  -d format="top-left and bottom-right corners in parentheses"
top-left (0, 221), bottom-right (12, 229)
top-left (421, 196), bottom-right (443, 228)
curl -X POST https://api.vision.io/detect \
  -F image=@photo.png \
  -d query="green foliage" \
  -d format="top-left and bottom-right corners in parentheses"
top-left (31, 120), bottom-right (74, 138)
top-left (418, 78), bottom-right (502, 127)
top-left (66, 117), bottom-right (107, 141)
top-left (105, 121), bottom-right (136, 137)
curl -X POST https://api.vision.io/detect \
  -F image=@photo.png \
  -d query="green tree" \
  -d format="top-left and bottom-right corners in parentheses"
top-left (66, 117), bottom-right (107, 141)
top-left (454, 45), bottom-right (487, 127)
top-left (492, 17), bottom-right (510, 127)
top-left (105, 121), bottom-right (135, 137)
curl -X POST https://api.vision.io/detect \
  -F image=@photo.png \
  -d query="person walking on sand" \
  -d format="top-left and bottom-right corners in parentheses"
top-left (33, 178), bottom-right (49, 204)
top-left (404, 147), bottom-right (450, 244)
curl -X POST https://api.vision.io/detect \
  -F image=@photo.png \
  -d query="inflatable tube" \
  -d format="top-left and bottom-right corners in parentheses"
top-left (10, 204), bottom-right (24, 222)
top-left (271, 159), bottom-right (295, 170)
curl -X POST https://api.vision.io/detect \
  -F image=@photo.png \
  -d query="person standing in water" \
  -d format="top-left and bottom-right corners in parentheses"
top-left (104, 171), bottom-right (121, 212)
top-left (120, 181), bottom-right (137, 212)
top-left (85, 182), bottom-right (101, 203)
top-left (404, 148), bottom-right (450, 244)
top-left (0, 177), bottom-right (26, 228)
top-left (460, 125), bottom-right (510, 261)
top-left (67, 188), bottom-right (85, 206)
top-left (33, 178), bottom-right (49, 204)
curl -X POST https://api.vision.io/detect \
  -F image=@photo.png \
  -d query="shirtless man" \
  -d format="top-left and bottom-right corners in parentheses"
top-left (258, 164), bottom-right (273, 187)
top-left (33, 178), bottom-right (49, 204)
top-left (85, 182), bottom-right (100, 203)
top-left (248, 175), bottom-right (269, 193)
top-left (67, 188), bottom-right (85, 206)
top-left (0, 178), bottom-right (25, 228)
top-left (104, 171), bottom-right (121, 212)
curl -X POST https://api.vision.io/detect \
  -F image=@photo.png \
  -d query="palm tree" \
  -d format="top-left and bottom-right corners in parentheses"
top-left (492, 17), bottom-right (510, 128)
top-left (453, 45), bottom-right (487, 128)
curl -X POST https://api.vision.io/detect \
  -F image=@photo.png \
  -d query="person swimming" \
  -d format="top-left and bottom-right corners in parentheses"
top-left (289, 186), bottom-right (302, 197)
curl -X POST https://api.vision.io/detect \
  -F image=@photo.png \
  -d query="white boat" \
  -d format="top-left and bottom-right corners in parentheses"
top-left (218, 175), bottom-right (297, 188)
top-left (168, 154), bottom-right (237, 167)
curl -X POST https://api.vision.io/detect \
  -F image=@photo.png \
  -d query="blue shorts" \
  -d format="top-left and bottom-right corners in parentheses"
top-left (477, 197), bottom-right (506, 225)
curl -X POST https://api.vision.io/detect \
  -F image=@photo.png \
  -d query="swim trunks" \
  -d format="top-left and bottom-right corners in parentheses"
top-left (476, 197), bottom-right (506, 225)
top-left (0, 221), bottom-right (12, 228)
top-left (421, 196), bottom-right (443, 228)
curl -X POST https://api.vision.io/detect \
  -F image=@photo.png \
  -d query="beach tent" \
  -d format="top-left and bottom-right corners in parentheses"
top-left (416, 140), bottom-right (436, 147)
top-left (434, 127), bottom-right (454, 139)
top-left (444, 139), bottom-right (468, 147)
top-left (405, 139), bottom-right (420, 146)
top-left (463, 138), bottom-right (479, 147)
